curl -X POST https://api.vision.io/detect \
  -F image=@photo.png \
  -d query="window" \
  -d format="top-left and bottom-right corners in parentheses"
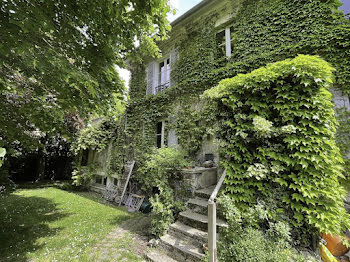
top-left (113, 178), bottom-right (118, 186)
top-left (81, 149), bottom-right (89, 166)
top-left (156, 121), bottom-right (165, 148)
top-left (95, 176), bottom-right (107, 186)
top-left (156, 58), bottom-right (171, 93)
top-left (216, 30), bottom-right (226, 58)
top-left (230, 26), bottom-right (234, 53)
top-left (146, 48), bottom-right (177, 95)
top-left (95, 176), bottom-right (102, 184)
top-left (216, 26), bottom-right (234, 58)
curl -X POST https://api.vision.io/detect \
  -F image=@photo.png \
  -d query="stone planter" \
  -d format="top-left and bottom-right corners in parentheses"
top-left (181, 167), bottom-right (217, 191)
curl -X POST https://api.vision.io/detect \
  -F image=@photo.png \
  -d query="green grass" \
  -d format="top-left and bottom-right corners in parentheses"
top-left (0, 187), bottom-right (139, 262)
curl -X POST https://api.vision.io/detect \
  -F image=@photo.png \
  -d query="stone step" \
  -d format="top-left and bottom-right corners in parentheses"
top-left (146, 248), bottom-right (178, 262)
top-left (194, 186), bottom-right (215, 199)
top-left (179, 210), bottom-right (228, 231)
top-left (187, 198), bottom-right (208, 215)
top-left (160, 234), bottom-right (205, 262)
top-left (168, 221), bottom-right (207, 248)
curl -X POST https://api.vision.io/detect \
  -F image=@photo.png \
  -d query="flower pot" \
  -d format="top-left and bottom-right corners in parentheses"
top-left (322, 233), bottom-right (350, 257)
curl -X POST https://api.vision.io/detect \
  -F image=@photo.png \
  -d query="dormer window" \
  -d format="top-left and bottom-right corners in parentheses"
top-left (216, 26), bottom-right (234, 58)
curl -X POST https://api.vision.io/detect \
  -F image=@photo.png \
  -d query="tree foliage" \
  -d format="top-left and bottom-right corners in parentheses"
top-left (0, 0), bottom-right (171, 151)
top-left (204, 55), bottom-right (350, 237)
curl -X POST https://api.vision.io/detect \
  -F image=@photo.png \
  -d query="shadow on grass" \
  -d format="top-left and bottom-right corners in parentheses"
top-left (17, 180), bottom-right (73, 190)
top-left (71, 190), bottom-right (150, 234)
top-left (118, 214), bottom-right (152, 237)
top-left (0, 194), bottom-right (69, 262)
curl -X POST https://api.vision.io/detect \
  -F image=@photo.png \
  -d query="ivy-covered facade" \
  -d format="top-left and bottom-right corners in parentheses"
top-left (124, 0), bottom-right (350, 169)
top-left (77, 0), bottom-right (350, 202)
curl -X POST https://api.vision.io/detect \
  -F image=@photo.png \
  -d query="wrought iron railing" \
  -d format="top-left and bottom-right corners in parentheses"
top-left (155, 81), bottom-right (170, 93)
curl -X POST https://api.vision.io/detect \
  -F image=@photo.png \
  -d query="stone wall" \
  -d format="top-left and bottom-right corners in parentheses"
top-left (332, 88), bottom-right (350, 110)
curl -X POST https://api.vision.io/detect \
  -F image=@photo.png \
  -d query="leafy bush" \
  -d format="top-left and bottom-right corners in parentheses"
top-left (138, 147), bottom-right (189, 237)
top-left (0, 148), bottom-right (6, 168)
top-left (217, 195), bottom-right (316, 262)
top-left (204, 55), bottom-right (350, 238)
top-left (71, 119), bottom-right (115, 155)
top-left (0, 148), bottom-right (15, 195)
top-left (71, 164), bottom-right (97, 189)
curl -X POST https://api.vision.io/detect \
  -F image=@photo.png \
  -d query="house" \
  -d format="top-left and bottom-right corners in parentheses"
top-left (82, 0), bottom-right (350, 198)
top-left (125, 0), bottom-right (350, 169)
top-left (77, 0), bottom-right (350, 260)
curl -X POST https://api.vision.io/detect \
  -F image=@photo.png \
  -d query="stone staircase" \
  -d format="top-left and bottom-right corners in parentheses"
top-left (147, 185), bottom-right (227, 262)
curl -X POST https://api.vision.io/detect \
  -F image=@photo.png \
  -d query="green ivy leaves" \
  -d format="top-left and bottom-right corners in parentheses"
top-left (0, 147), bottom-right (6, 168)
top-left (206, 55), bottom-right (350, 237)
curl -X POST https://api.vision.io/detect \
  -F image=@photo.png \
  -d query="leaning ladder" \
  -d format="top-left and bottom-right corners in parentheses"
top-left (119, 160), bottom-right (135, 206)
top-left (208, 169), bottom-right (227, 262)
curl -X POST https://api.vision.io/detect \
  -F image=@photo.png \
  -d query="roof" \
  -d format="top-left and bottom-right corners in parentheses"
top-left (170, 0), bottom-right (212, 27)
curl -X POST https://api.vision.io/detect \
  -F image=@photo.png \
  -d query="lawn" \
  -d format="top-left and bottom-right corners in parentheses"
top-left (0, 186), bottom-right (144, 262)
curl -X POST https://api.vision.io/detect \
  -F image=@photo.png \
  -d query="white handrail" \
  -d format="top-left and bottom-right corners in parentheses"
top-left (208, 169), bottom-right (227, 262)
top-left (209, 170), bottom-right (226, 203)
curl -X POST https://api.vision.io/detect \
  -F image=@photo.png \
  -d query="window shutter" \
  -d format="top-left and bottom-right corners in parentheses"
top-left (169, 48), bottom-right (178, 86)
top-left (146, 61), bottom-right (155, 95)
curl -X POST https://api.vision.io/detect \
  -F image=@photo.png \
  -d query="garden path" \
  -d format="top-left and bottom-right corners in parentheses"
top-left (89, 214), bottom-right (151, 261)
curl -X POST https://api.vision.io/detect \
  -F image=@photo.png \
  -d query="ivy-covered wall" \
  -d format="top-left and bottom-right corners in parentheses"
top-left (125, 0), bottom-right (350, 170)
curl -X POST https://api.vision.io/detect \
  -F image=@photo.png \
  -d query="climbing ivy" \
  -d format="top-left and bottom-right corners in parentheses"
top-left (336, 107), bottom-right (350, 188)
top-left (71, 119), bottom-right (117, 155)
top-left (125, 0), bottom-right (350, 171)
top-left (70, 0), bottom-right (350, 243)
top-left (204, 55), bottom-right (350, 238)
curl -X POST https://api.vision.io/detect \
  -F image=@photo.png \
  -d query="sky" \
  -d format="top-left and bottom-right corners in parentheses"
top-left (167, 0), bottom-right (203, 22)
top-left (340, 0), bottom-right (350, 14)
top-left (117, 0), bottom-right (203, 88)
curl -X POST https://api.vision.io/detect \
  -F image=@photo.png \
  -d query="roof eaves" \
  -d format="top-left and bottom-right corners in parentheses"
top-left (170, 0), bottom-right (212, 27)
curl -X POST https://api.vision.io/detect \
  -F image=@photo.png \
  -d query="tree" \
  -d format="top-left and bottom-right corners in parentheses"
top-left (0, 0), bottom-right (171, 151)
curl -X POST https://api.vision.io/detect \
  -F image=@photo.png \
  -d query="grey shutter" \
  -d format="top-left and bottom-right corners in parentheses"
top-left (168, 129), bottom-right (178, 147)
top-left (146, 61), bottom-right (155, 95)
top-left (169, 48), bottom-right (178, 87)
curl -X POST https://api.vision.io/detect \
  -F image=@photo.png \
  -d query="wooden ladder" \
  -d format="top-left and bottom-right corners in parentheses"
top-left (118, 160), bottom-right (135, 206)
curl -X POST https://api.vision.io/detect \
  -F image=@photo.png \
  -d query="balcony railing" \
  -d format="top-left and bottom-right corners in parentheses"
top-left (155, 81), bottom-right (170, 93)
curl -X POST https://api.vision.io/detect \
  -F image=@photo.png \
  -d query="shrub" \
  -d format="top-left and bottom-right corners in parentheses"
top-left (138, 147), bottom-right (189, 237)
top-left (71, 119), bottom-right (115, 155)
top-left (204, 55), bottom-right (350, 238)
top-left (217, 195), bottom-right (317, 262)
top-left (71, 164), bottom-right (97, 189)
top-left (0, 148), bottom-right (15, 195)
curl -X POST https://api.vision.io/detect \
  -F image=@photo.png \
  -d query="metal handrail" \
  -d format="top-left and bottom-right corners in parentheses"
top-left (208, 169), bottom-right (227, 262)
top-left (209, 169), bottom-right (227, 203)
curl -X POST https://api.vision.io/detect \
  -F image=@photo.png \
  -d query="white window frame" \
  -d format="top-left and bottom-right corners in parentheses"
top-left (95, 175), bottom-right (107, 187)
top-left (146, 48), bottom-right (178, 95)
top-left (156, 121), bottom-right (165, 148)
top-left (155, 57), bottom-right (170, 93)
top-left (217, 26), bottom-right (234, 57)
